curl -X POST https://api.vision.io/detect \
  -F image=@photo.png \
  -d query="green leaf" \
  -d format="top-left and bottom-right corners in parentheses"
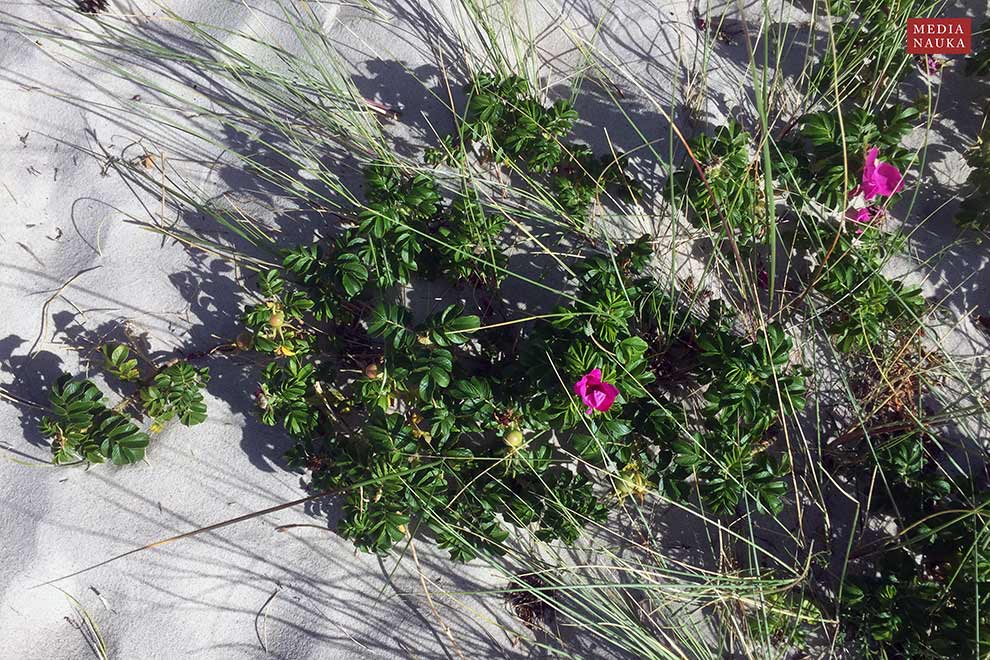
top-left (102, 344), bottom-right (140, 381)
top-left (672, 437), bottom-right (703, 467)
top-left (140, 362), bottom-right (210, 428)
top-left (367, 302), bottom-right (413, 350)
top-left (336, 252), bottom-right (369, 298)
top-left (615, 336), bottom-right (648, 364)
top-left (427, 305), bottom-right (480, 346)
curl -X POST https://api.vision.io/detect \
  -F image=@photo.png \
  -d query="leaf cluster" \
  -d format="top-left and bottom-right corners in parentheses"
top-left (40, 375), bottom-right (149, 465)
top-left (442, 73), bottom-right (638, 224)
top-left (808, 225), bottom-right (926, 353)
top-left (842, 516), bottom-right (990, 659)
top-left (672, 119), bottom-right (783, 250)
top-left (784, 105), bottom-right (917, 210)
top-left (38, 344), bottom-right (210, 465)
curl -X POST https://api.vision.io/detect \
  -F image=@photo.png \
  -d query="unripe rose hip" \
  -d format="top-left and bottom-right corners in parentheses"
top-left (504, 430), bottom-right (524, 449)
top-left (235, 331), bottom-right (254, 351)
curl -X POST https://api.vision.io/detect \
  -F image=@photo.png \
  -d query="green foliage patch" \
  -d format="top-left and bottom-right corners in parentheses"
top-left (39, 344), bottom-right (209, 465)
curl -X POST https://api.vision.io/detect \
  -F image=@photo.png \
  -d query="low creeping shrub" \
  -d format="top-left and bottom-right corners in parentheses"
top-left (241, 180), bottom-right (805, 555)
top-left (39, 344), bottom-right (209, 465)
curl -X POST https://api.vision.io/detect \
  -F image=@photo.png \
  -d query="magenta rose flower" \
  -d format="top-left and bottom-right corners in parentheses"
top-left (850, 206), bottom-right (873, 224)
top-left (573, 369), bottom-right (619, 414)
top-left (845, 205), bottom-right (886, 233)
top-left (861, 147), bottom-right (904, 201)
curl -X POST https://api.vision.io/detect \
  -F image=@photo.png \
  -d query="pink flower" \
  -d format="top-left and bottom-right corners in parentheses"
top-left (848, 205), bottom-right (884, 224)
top-left (573, 369), bottom-right (619, 414)
top-left (861, 147), bottom-right (904, 201)
top-left (850, 207), bottom-right (872, 224)
top-left (845, 205), bottom-right (886, 234)
top-left (916, 54), bottom-right (943, 75)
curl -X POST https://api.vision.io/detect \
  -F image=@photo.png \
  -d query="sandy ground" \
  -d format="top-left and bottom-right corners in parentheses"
top-left (1, 0), bottom-right (988, 658)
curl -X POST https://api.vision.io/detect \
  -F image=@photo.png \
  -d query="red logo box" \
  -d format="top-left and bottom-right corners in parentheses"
top-left (907, 18), bottom-right (972, 54)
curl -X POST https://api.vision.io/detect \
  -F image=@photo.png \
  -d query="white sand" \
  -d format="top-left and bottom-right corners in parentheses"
top-left (1, 0), bottom-right (987, 658)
